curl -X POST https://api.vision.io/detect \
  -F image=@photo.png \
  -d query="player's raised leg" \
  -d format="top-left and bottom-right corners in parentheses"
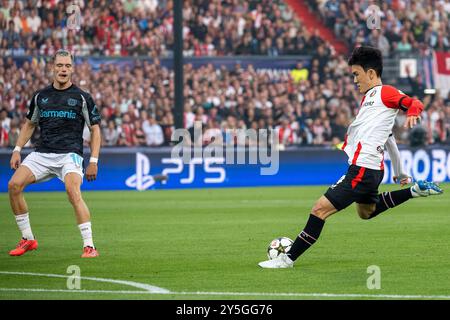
top-left (64, 172), bottom-right (99, 258)
top-left (8, 166), bottom-right (38, 256)
top-left (362, 181), bottom-right (443, 220)
top-left (258, 196), bottom-right (336, 268)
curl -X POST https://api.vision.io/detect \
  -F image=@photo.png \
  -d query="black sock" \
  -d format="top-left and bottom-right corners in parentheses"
top-left (369, 188), bottom-right (413, 219)
top-left (287, 214), bottom-right (325, 261)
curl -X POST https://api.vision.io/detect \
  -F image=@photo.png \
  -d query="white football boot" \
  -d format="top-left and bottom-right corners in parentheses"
top-left (258, 253), bottom-right (294, 268)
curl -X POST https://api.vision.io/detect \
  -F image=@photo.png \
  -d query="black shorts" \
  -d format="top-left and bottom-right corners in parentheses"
top-left (324, 165), bottom-right (384, 211)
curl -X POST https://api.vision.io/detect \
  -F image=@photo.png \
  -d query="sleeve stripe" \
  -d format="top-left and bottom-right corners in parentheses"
top-left (30, 93), bottom-right (40, 123)
top-left (398, 96), bottom-right (408, 111)
top-left (81, 94), bottom-right (92, 128)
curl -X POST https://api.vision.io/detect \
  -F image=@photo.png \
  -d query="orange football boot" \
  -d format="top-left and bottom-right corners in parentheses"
top-left (81, 246), bottom-right (99, 258)
top-left (9, 238), bottom-right (38, 256)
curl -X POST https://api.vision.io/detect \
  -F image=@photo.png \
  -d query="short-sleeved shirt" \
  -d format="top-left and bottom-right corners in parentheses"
top-left (341, 85), bottom-right (412, 171)
top-left (27, 84), bottom-right (101, 156)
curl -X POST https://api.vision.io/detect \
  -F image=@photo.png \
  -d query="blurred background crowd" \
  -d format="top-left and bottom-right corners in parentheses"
top-left (316, 0), bottom-right (450, 56)
top-left (0, 0), bottom-right (449, 148)
top-left (1, 0), bottom-right (448, 57)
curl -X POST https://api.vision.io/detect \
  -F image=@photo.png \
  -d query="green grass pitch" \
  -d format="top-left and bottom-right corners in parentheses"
top-left (0, 185), bottom-right (449, 300)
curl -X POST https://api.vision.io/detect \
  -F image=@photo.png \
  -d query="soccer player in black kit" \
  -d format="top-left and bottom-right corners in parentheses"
top-left (8, 50), bottom-right (101, 258)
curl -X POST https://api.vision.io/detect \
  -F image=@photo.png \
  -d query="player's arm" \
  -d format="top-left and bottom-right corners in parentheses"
top-left (385, 134), bottom-right (410, 186)
top-left (89, 124), bottom-right (101, 160)
top-left (83, 93), bottom-right (102, 182)
top-left (11, 90), bottom-right (40, 170)
top-left (381, 85), bottom-right (424, 128)
top-left (86, 124), bottom-right (101, 182)
top-left (10, 119), bottom-right (36, 170)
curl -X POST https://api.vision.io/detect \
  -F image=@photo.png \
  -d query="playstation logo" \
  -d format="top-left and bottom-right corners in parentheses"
top-left (126, 152), bottom-right (156, 191)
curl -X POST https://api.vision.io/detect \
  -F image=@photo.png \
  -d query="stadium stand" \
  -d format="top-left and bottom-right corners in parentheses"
top-left (0, 0), bottom-right (448, 148)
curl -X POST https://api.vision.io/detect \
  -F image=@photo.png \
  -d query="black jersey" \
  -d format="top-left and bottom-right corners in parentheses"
top-left (26, 84), bottom-right (101, 156)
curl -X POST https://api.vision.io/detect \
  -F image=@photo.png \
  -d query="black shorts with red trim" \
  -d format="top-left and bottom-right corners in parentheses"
top-left (324, 165), bottom-right (384, 211)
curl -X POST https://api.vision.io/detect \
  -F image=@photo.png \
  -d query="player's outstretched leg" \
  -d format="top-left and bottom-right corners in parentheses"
top-left (8, 166), bottom-right (38, 256)
top-left (65, 173), bottom-right (99, 258)
top-left (259, 196), bottom-right (336, 268)
top-left (368, 180), bottom-right (443, 219)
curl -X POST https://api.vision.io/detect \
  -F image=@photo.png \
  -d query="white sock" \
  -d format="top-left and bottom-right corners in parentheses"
top-left (78, 222), bottom-right (94, 248)
top-left (15, 213), bottom-right (34, 240)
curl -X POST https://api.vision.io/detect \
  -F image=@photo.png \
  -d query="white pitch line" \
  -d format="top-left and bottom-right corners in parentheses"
top-left (1, 271), bottom-right (449, 299)
top-left (175, 291), bottom-right (450, 299)
top-left (0, 288), bottom-right (150, 295)
top-left (0, 288), bottom-right (449, 299)
top-left (0, 271), bottom-right (170, 294)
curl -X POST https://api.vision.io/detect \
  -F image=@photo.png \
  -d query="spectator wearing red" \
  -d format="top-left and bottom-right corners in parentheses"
top-left (278, 118), bottom-right (296, 146)
top-left (0, 119), bottom-right (9, 147)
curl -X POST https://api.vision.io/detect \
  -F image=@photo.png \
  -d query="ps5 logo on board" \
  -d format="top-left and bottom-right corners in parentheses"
top-left (126, 153), bottom-right (156, 191)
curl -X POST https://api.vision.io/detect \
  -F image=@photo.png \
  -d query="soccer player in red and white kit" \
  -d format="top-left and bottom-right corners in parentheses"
top-left (259, 46), bottom-right (443, 268)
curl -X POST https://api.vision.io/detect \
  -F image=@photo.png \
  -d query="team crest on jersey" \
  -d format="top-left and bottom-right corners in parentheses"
top-left (67, 98), bottom-right (78, 106)
top-left (370, 90), bottom-right (377, 97)
top-left (377, 146), bottom-right (384, 154)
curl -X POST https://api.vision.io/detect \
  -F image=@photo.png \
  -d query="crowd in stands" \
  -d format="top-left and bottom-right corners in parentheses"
top-left (0, 0), bottom-right (449, 149)
top-left (316, 0), bottom-right (450, 56)
top-left (1, 48), bottom-right (449, 149)
top-left (1, 0), bottom-right (448, 59)
top-left (0, 0), bottom-right (331, 58)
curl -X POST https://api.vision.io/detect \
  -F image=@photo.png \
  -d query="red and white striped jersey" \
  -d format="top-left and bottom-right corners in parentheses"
top-left (341, 85), bottom-right (423, 170)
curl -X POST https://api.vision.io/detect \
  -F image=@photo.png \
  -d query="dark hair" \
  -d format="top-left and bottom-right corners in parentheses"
top-left (348, 46), bottom-right (383, 77)
top-left (52, 49), bottom-right (74, 63)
